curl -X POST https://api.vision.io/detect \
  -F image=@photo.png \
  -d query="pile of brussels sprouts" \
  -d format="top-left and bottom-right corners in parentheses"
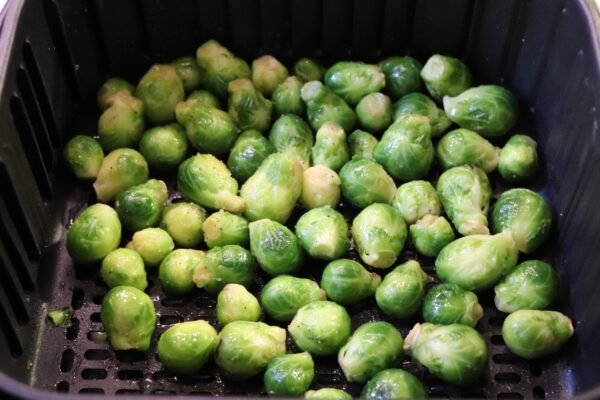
top-left (62, 40), bottom-right (574, 397)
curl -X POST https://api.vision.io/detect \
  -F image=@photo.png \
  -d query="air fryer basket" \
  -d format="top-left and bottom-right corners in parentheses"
top-left (0, 0), bottom-right (600, 399)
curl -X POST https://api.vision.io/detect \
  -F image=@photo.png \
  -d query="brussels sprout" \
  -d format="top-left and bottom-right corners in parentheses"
top-left (240, 153), bottom-right (303, 223)
top-left (324, 62), bottom-right (386, 106)
top-left (193, 245), bottom-right (257, 294)
top-left (356, 92), bottom-right (393, 132)
top-left (101, 286), bottom-right (156, 351)
top-left (159, 249), bottom-right (205, 295)
top-left (157, 320), bottom-right (217, 374)
top-left (498, 134), bottom-right (539, 182)
top-left (301, 165), bottom-right (341, 209)
top-left (63, 135), bottom-right (104, 180)
top-left (269, 114), bottom-right (314, 169)
top-left (127, 227), bottom-right (174, 268)
top-left (139, 123), bottom-right (189, 171)
top-left (227, 129), bottom-right (275, 183)
top-left (502, 310), bottom-right (574, 359)
top-left (249, 219), bottom-right (304, 276)
top-left (272, 76), bottom-right (305, 116)
top-left (362, 369), bottom-right (428, 400)
top-left (288, 300), bottom-right (351, 356)
top-left (216, 283), bottom-right (261, 327)
top-left (98, 91), bottom-right (145, 151)
top-left (352, 204), bottom-right (407, 269)
top-left (160, 202), bottom-right (206, 247)
top-left (97, 77), bottom-right (134, 110)
top-left (435, 230), bottom-right (518, 292)
top-left (67, 204), bottom-right (121, 264)
top-left (214, 321), bottom-right (286, 380)
top-left (264, 353), bottom-right (314, 397)
top-left (339, 156), bottom-right (396, 208)
top-left (48, 307), bottom-right (74, 327)
top-left (93, 148), bottom-right (149, 203)
top-left (115, 179), bottom-right (168, 232)
top-left (494, 260), bottom-right (558, 313)
top-left (305, 389), bottom-right (352, 400)
top-left (100, 248), bottom-right (147, 290)
top-left (260, 276), bottom-right (326, 322)
top-left (295, 207), bottom-right (350, 260)
top-left (436, 166), bottom-right (491, 235)
top-left (301, 81), bottom-right (356, 132)
top-left (379, 56), bottom-right (423, 99)
top-left (196, 39), bottom-right (251, 98)
top-left (420, 54), bottom-right (472, 101)
top-left (170, 56), bottom-right (201, 92)
top-left (348, 129), bottom-right (378, 160)
top-left (374, 114), bottom-right (434, 181)
top-left (294, 57), bottom-right (326, 82)
top-left (375, 260), bottom-right (428, 318)
top-left (392, 180), bottom-right (441, 225)
top-left (228, 78), bottom-right (273, 132)
top-left (409, 215), bottom-right (456, 258)
top-left (252, 55), bottom-right (289, 97)
top-left (404, 322), bottom-right (487, 385)
top-left (437, 129), bottom-right (500, 173)
top-left (422, 283), bottom-right (483, 327)
top-left (175, 100), bottom-right (239, 156)
top-left (321, 259), bottom-right (381, 305)
top-left (203, 210), bottom-right (249, 249)
top-left (393, 92), bottom-right (452, 137)
top-left (312, 122), bottom-right (350, 171)
top-left (444, 85), bottom-right (519, 138)
top-left (491, 188), bottom-right (552, 254)
top-left (178, 154), bottom-right (245, 213)
top-left (135, 64), bottom-right (184, 124)
top-left (186, 89), bottom-right (220, 109)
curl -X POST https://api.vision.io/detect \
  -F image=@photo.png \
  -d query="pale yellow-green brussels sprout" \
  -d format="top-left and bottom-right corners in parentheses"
top-left (356, 92), bottom-right (393, 132)
top-left (437, 128), bottom-right (500, 173)
top-left (249, 220), bottom-right (304, 276)
top-left (93, 148), bottom-right (149, 203)
top-left (260, 275), bottom-right (326, 322)
top-left (348, 129), bottom-right (378, 160)
top-left (324, 62), bottom-right (386, 106)
top-left (127, 227), bottom-right (174, 268)
top-left (375, 260), bottom-right (429, 318)
top-left (186, 89), bottom-right (220, 109)
top-left (252, 55), bottom-right (289, 97)
top-left (321, 259), bottom-right (380, 305)
top-left (272, 76), bottom-right (305, 116)
top-left (63, 135), bottom-right (104, 180)
top-left (202, 210), bottom-right (249, 249)
top-left (170, 56), bottom-right (201, 92)
top-left (301, 81), bottom-right (356, 132)
top-left (196, 39), bottom-right (251, 98)
top-left (264, 352), bottom-right (315, 397)
top-left (312, 121), bottom-right (350, 171)
top-left (362, 369), bottom-right (428, 400)
top-left (393, 92), bottom-right (451, 137)
top-left (227, 129), bottom-right (275, 183)
top-left (139, 123), bottom-right (189, 172)
top-left (295, 207), bottom-right (350, 260)
top-left (114, 179), bottom-right (168, 232)
top-left (216, 283), bottom-right (261, 327)
top-left (193, 245), bottom-right (257, 294)
top-left (305, 389), bottom-right (352, 400)
top-left (100, 248), bottom-right (147, 291)
top-left (269, 114), bottom-right (314, 169)
top-left (98, 91), bottom-right (145, 151)
top-left (159, 249), bottom-right (205, 295)
top-left (228, 78), bottom-right (273, 132)
top-left (420, 54), bottom-right (472, 101)
top-left (160, 202), bottom-right (206, 247)
top-left (339, 156), bottom-right (396, 208)
top-left (409, 215), bottom-right (456, 258)
top-left (157, 320), bottom-right (217, 374)
top-left (422, 283), bottom-right (483, 327)
top-left (392, 180), bottom-right (441, 225)
top-left (135, 64), bottom-right (185, 124)
top-left (67, 204), bottom-right (121, 264)
top-left (498, 134), bottom-right (539, 182)
top-left (294, 57), bottom-right (326, 82)
top-left (301, 165), bottom-right (341, 209)
top-left (97, 77), bottom-right (134, 111)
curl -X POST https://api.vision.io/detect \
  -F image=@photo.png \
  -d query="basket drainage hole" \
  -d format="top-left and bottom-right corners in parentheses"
top-left (492, 353), bottom-right (518, 364)
top-left (494, 372), bottom-right (521, 383)
top-left (71, 288), bottom-right (84, 310)
top-left (490, 335), bottom-right (505, 345)
top-left (92, 294), bottom-right (104, 305)
top-left (159, 315), bottom-right (184, 325)
top-left (316, 373), bottom-right (342, 384)
top-left (116, 350), bottom-right (146, 363)
top-left (118, 369), bottom-right (144, 380)
top-left (116, 389), bottom-right (142, 395)
top-left (533, 386), bottom-right (546, 399)
top-left (84, 349), bottom-right (110, 361)
top-left (60, 349), bottom-right (74, 372)
top-left (66, 319), bottom-right (79, 340)
top-left (56, 381), bottom-right (69, 392)
top-left (161, 297), bottom-right (186, 307)
top-left (530, 361), bottom-right (542, 377)
top-left (90, 312), bottom-right (102, 323)
top-left (497, 393), bottom-right (523, 399)
top-left (79, 388), bottom-right (104, 394)
top-left (81, 368), bottom-right (108, 380)
top-left (489, 316), bottom-right (505, 327)
top-left (153, 389), bottom-right (176, 395)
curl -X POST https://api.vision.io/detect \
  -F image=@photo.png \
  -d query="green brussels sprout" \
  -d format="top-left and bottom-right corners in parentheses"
top-left (420, 54), bottom-right (472, 101)
top-left (356, 92), bottom-right (393, 132)
top-left (321, 259), bottom-right (381, 305)
top-left (139, 123), bottom-right (189, 171)
top-left (175, 100), bottom-right (239, 156)
top-left (324, 62), bottom-right (386, 106)
top-left (295, 207), bottom-right (350, 260)
top-left (260, 275), bottom-right (326, 322)
top-left (294, 57), bottom-right (326, 82)
top-left (409, 215), bottom-right (455, 258)
top-left (159, 249), bottom-right (205, 295)
top-left (115, 179), bottom-right (168, 232)
top-left (135, 64), bottom-right (184, 124)
top-left (240, 153), bottom-right (303, 223)
top-left (375, 260), bottom-right (428, 318)
top-left (338, 322), bottom-right (403, 383)
top-left (264, 352), bottom-right (315, 397)
top-left (157, 320), bottom-right (217, 374)
top-left (193, 245), bottom-right (257, 294)
top-left (93, 148), bottom-right (149, 203)
top-left (214, 321), bottom-right (286, 380)
top-left (202, 210), bottom-right (249, 249)
top-left (435, 230), bottom-right (518, 292)
top-left (405, 322), bottom-right (487, 385)
top-left (288, 300), bottom-right (351, 356)
top-left (269, 114), bottom-right (314, 169)
top-left (160, 202), bottom-right (206, 247)
top-left (249, 219), bottom-right (304, 276)
top-left (101, 286), bottom-right (156, 351)
top-left (312, 122), bottom-right (350, 171)
top-left (272, 76), bottom-right (305, 116)
top-left (177, 154), bottom-right (245, 213)
top-left (339, 156), bottom-right (396, 208)
top-left (252, 55), bottom-right (289, 97)
top-left (393, 92), bottom-right (452, 137)
top-left (227, 129), bottom-right (275, 183)
top-left (392, 180), bottom-right (441, 225)
top-left (348, 129), bottom-right (378, 160)
top-left (362, 369), bottom-right (428, 400)
top-left (498, 134), bottom-right (539, 182)
top-left (301, 81), bottom-right (356, 132)
top-left (301, 165), bottom-right (341, 209)
top-left (97, 77), bottom-right (134, 110)
top-left (186, 89), bottom-right (220, 109)
top-left (374, 114), bottom-right (434, 181)
top-left (127, 227), bottom-right (174, 268)
top-left (170, 56), bottom-right (201, 92)
top-left (494, 260), bottom-right (558, 313)
top-left (491, 188), bottom-right (552, 253)
top-left (436, 166), bottom-right (491, 235)
top-left (305, 389), bottom-right (352, 400)
top-left (379, 56), bottom-right (423, 99)
top-left (63, 135), bottom-right (104, 180)
top-left (422, 283), bottom-right (483, 327)
top-left (98, 91), bottom-right (145, 152)
top-left (100, 248), bottom-right (147, 290)
top-left (216, 283), bottom-right (261, 327)
top-left (67, 204), bottom-right (121, 264)
top-left (48, 307), bottom-right (74, 327)
top-left (437, 128), bottom-right (500, 173)
top-left (352, 204), bottom-right (407, 269)
top-left (444, 85), bottom-right (519, 138)
top-left (196, 39), bottom-right (251, 98)
top-left (228, 78), bottom-right (273, 132)
top-left (502, 310), bottom-right (574, 359)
